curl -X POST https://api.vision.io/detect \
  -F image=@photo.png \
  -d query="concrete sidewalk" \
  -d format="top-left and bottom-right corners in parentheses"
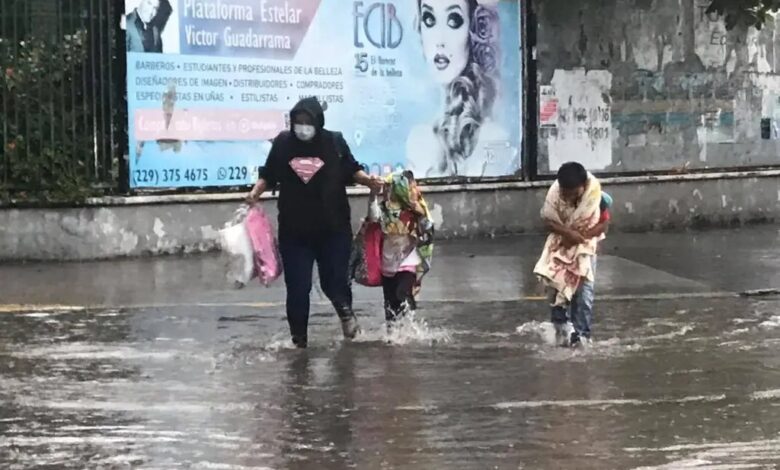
top-left (1, 226), bottom-right (778, 311)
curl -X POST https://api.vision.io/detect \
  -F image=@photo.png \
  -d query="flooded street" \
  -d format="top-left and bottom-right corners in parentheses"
top-left (2, 229), bottom-right (780, 469)
top-left (3, 298), bottom-right (780, 469)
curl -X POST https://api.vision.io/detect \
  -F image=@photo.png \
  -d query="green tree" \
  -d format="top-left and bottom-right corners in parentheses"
top-left (0, 30), bottom-right (111, 203)
top-left (707, 0), bottom-right (780, 30)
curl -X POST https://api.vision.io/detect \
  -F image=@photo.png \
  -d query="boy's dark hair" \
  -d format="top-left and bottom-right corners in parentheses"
top-left (402, 170), bottom-right (415, 182)
top-left (557, 162), bottom-right (587, 189)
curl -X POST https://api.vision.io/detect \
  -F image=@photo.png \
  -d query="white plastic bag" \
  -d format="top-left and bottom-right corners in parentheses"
top-left (219, 207), bottom-right (254, 288)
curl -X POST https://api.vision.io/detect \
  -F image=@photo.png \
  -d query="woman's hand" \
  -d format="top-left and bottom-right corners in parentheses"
top-left (368, 175), bottom-right (385, 191)
top-left (246, 178), bottom-right (267, 205)
top-left (354, 170), bottom-right (384, 191)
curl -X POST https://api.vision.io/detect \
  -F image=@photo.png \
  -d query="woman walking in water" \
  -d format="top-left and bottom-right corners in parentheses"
top-left (247, 97), bottom-right (383, 348)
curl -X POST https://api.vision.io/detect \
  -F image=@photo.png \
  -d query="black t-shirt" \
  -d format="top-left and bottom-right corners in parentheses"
top-left (133, 14), bottom-right (161, 53)
top-left (260, 130), bottom-right (361, 240)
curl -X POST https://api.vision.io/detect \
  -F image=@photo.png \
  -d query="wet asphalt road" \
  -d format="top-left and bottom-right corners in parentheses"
top-left (2, 228), bottom-right (780, 469)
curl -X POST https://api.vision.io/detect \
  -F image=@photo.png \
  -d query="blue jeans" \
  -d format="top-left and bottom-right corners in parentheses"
top-left (279, 231), bottom-right (353, 340)
top-left (551, 257), bottom-right (596, 339)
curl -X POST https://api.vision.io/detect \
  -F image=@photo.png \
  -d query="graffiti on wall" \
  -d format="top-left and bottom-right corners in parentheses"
top-left (536, 0), bottom-right (780, 173)
top-left (541, 69), bottom-right (613, 171)
top-left (694, 1), bottom-right (772, 73)
top-left (540, 86), bottom-right (559, 127)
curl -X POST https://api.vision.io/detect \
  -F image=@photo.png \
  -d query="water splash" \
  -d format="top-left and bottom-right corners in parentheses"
top-left (262, 333), bottom-right (299, 352)
top-left (386, 312), bottom-right (452, 345)
top-left (515, 320), bottom-right (560, 346)
top-left (515, 320), bottom-right (648, 360)
top-left (356, 312), bottom-right (452, 346)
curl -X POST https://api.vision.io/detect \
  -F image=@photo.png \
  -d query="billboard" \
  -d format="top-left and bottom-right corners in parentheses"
top-left (124, 0), bottom-right (521, 188)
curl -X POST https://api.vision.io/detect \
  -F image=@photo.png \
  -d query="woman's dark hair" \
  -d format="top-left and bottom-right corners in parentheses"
top-left (557, 162), bottom-right (588, 189)
top-left (150, 0), bottom-right (173, 29)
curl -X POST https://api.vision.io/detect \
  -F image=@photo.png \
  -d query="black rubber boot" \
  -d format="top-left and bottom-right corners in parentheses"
top-left (334, 303), bottom-right (360, 340)
top-left (291, 335), bottom-right (308, 349)
top-left (569, 331), bottom-right (581, 348)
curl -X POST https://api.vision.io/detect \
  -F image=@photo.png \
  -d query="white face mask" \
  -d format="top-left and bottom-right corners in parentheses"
top-left (294, 124), bottom-right (316, 141)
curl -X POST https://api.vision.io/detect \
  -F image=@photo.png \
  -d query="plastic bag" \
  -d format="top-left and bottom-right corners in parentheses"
top-left (245, 205), bottom-right (282, 286)
top-left (219, 207), bottom-right (254, 288)
top-left (351, 220), bottom-right (383, 287)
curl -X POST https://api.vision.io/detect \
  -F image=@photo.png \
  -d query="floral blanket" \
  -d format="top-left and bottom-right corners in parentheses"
top-left (533, 174), bottom-right (602, 306)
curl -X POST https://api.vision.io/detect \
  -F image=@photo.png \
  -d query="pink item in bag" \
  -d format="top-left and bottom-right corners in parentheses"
top-left (245, 206), bottom-right (282, 286)
top-left (351, 220), bottom-right (383, 287)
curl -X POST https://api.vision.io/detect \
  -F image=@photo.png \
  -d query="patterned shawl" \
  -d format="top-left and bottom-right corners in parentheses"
top-left (379, 173), bottom-right (434, 284)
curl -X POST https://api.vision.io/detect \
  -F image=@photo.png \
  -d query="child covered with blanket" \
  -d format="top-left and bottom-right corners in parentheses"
top-left (367, 171), bottom-right (434, 330)
top-left (534, 162), bottom-right (606, 348)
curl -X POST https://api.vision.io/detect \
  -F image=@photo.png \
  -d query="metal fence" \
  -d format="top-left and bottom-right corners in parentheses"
top-left (0, 0), bottom-right (125, 201)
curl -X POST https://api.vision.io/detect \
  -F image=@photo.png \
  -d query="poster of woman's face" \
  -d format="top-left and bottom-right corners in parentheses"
top-left (419, 0), bottom-right (471, 85)
top-left (406, 0), bottom-right (512, 178)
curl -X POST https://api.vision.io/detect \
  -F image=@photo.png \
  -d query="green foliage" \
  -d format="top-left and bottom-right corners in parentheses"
top-left (0, 30), bottom-right (109, 204)
top-left (707, 0), bottom-right (780, 30)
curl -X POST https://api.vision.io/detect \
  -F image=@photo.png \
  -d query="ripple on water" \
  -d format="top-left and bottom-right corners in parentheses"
top-left (190, 464), bottom-right (274, 470)
top-left (628, 436), bottom-right (780, 469)
top-left (22, 312), bottom-right (54, 318)
top-left (9, 343), bottom-right (211, 363)
top-left (492, 393), bottom-right (726, 410)
top-left (215, 314), bottom-right (453, 368)
top-left (759, 315), bottom-right (780, 329)
top-left (750, 389), bottom-right (780, 400)
top-left (514, 320), bottom-right (642, 360)
top-left (514, 318), bottom-right (706, 361)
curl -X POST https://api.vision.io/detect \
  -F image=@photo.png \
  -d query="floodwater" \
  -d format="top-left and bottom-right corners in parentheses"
top-left (2, 296), bottom-right (780, 469)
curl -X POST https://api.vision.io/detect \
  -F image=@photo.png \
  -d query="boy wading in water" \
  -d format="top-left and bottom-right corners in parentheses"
top-left (367, 171), bottom-right (434, 331)
top-left (534, 162), bottom-right (608, 348)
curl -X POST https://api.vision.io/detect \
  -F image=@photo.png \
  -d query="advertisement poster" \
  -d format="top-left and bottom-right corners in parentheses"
top-left (124, 0), bottom-right (521, 188)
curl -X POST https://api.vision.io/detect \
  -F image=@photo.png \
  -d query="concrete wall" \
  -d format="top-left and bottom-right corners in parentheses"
top-left (1, 171), bottom-right (780, 261)
top-left (536, 0), bottom-right (780, 174)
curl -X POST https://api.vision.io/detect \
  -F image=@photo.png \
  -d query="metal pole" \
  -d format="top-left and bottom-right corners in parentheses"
top-left (114, 0), bottom-right (129, 194)
top-left (523, 0), bottom-right (538, 181)
top-left (0, 0), bottom-right (7, 188)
